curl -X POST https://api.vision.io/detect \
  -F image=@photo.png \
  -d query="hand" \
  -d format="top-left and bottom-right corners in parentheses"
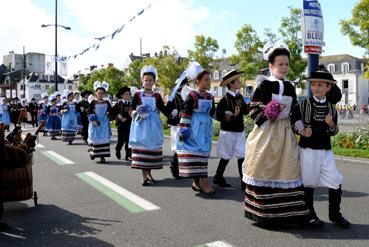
top-left (280, 104), bottom-right (286, 111)
top-left (300, 127), bottom-right (312, 137)
top-left (234, 106), bottom-right (241, 117)
top-left (171, 109), bottom-right (178, 118)
top-left (325, 114), bottom-right (334, 128)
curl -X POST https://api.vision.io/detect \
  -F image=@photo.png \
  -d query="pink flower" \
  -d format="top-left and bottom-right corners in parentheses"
top-left (264, 100), bottom-right (280, 121)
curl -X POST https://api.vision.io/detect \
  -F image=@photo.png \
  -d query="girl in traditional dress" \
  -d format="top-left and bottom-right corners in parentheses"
top-left (38, 94), bottom-right (49, 136)
top-left (46, 96), bottom-right (61, 140)
top-left (0, 98), bottom-right (11, 131)
top-left (88, 81), bottom-right (112, 163)
top-left (176, 62), bottom-right (216, 195)
top-left (129, 65), bottom-right (168, 186)
top-left (242, 41), bottom-right (309, 224)
top-left (61, 92), bottom-right (78, 144)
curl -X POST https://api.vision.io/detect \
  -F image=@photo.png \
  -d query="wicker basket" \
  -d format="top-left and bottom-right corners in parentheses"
top-left (0, 154), bottom-right (33, 202)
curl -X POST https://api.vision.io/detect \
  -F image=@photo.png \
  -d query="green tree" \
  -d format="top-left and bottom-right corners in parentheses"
top-left (340, 0), bottom-right (369, 79)
top-left (232, 24), bottom-right (264, 81)
top-left (188, 35), bottom-right (219, 69)
top-left (279, 7), bottom-right (307, 87)
top-left (78, 67), bottom-right (126, 97)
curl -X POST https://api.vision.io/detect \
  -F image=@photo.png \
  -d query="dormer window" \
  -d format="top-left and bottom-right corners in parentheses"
top-left (213, 70), bottom-right (219, 80)
top-left (342, 62), bottom-right (349, 74)
top-left (327, 64), bottom-right (335, 74)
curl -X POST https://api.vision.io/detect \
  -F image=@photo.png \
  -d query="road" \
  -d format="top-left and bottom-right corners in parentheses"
top-left (1, 126), bottom-right (369, 247)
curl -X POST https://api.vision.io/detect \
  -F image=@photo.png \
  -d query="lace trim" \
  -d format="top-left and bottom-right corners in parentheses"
top-left (243, 176), bottom-right (302, 189)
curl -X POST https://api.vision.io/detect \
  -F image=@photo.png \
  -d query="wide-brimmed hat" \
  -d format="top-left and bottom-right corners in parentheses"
top-left (116, 86), bottom-right (131, 98)
top-left (81, 90), bottom-right (93, 98)
top-left (220, 69), bottom-right (243, 87)
top-left (305, 70), bottom-right (336, 84)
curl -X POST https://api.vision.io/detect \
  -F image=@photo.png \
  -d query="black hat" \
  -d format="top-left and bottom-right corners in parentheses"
top-left (81, 90), bottom-right (93, 97)
top-left (220, 69), bottom-right (243, 87)
top-left (116, 86), bottom-right (131, 99)
top-left (13, 97), bottom-right (19, 101)
top-left (305, 70), bottom-right (336, 84)
top-left (31, 98), bottom-right (36, 101)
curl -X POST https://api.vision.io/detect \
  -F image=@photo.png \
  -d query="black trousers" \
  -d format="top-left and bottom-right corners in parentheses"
top-left (116, 125), bottom-right (131, 158)
top-left (81, 119), bottom-right (89, 141)
top-left (31, 112), bottom-right (38, 127)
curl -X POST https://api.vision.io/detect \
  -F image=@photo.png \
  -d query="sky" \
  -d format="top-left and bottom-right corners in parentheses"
top-left (0, 0), bottom-right (366, 77)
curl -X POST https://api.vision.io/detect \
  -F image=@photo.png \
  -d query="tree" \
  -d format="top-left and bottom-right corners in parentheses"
top-left (279, 7), bottom-right (307, 87)
top-left (232, 24), bottom-right (264, 80)
top-left (188, 35), bottom-right (219, 69)
top-left (78, 67), bottom-right (126, 97)
top-left (340, 0), bottom-right (369, 79)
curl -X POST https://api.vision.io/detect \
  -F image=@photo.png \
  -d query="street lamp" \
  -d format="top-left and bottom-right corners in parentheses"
top-left (41, 0), bottom-right (71, 92)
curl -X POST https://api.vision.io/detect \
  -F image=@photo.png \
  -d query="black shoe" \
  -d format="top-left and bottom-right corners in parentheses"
top-left (192, 185), bottom-right (201, 192)
top-left (307, 216), bottom-right (324, 228)
top-left (142, 179), bottom-right (150, 186)
top-left (213, 176), bottom-right (231, 187)
top-left (148, 177), bottom-right (156, 184)
top-left (68, 141), bottom-right (73, 145)
top-left (201, 189), bottom-right (216, 196)
top-left (330, 215), bottom-right (351, 229)
top-left (99, 157), bottom-right (106, 164)
top-left (116, 152), bottom-right (121, 160)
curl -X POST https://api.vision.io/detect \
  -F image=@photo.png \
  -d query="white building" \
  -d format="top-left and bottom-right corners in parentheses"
top-left (320, 54), bottom-right (369, 106)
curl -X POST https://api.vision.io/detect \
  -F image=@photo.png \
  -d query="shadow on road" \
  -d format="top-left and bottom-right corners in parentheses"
top-left (0, 203), bottom-right (118, 246)
top-left (313, 187), bottom-right (368, 201)
top-left (253, 222), bottom-right (369, 240)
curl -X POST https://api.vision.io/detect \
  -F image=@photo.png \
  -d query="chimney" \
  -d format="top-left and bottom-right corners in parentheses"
top-left (108, 63), bottom-right (114, 68)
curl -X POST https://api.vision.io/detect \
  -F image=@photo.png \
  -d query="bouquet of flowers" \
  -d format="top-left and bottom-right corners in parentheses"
top-left (88, 114), bottom-right (100, 126)
top-left (264, 100), bottom-right (280, 121)
top-left (135, 105), bottom-right (149, 121)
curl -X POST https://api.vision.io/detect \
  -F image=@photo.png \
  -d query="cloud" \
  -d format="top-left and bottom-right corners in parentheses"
top-left (0, 0), bottom-right (215, 77)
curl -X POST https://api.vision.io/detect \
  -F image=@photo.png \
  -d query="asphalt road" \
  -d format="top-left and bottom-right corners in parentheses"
top-left (1, 126), bottom-right (369, 247)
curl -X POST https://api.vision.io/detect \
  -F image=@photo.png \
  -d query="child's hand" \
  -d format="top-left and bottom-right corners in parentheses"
top-left (300, 127), bottom-right (312, 137)
top-left (234, 106), bottom-right (241, 117)
top-left (325, 114), bottom-right (334, 128)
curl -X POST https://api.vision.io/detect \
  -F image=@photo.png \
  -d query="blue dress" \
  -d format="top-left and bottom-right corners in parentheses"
top-left (38, 103), bottom-right (49, 133)
top-left (129, 90), bottom-right (167, 170)
top-left (176, 90), bottom-right (215, 178)
top-left (46, 105), bottom-right (61, 137)
top-left (61, 102), bottom-right (78, 142)
top-left (88, 100), bottom-right (111, 158)
top-left (1, 104), bottom-right (11, 128)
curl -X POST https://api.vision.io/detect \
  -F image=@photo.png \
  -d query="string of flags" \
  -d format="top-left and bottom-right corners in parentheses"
top-left (54, 2), bottom-right (154, 63)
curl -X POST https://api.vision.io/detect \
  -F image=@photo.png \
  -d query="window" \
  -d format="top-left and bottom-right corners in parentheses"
top-left (68, 85), bottom-right (73, 90)
top-left (342, 63), bottom-right (349, 74)
top-left (327, 64), bottom-right (335, 74)
top-left (361, 63), bottom-right (365, 72)
top-left (222, 70), bottom-right (227, 78)
top-left (343, 80), bottom-right (349, 89)
top-left (245, 86), bottom-right (254, 96)
top-left (213, 70), bottom-right (219, 80)
top-left (45, 85), bottom-right (49, 89)
top-left (34, 84), bottom-right (41, 89)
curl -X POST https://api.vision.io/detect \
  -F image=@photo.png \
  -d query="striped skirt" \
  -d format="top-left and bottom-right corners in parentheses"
top-left (62, 130), bottom-right (76, 142)
top-left (131, 148), bottom-right (163, 170)
top-left (244, 184), bottom-right (309, 224)
top-left (177, 152), bottom-right (209, 178)
top-left (89, 143), bottom-right (110, 159)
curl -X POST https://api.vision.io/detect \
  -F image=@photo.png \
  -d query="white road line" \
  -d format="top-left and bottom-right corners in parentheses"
top-left (84, 171), bottom-right (160, 211)
top-left (204, 241), bottom-right (233, 247)
top-left (43, 150), bottom-right (75, 165)
top-left (36, 143), bottom-right (45, 148)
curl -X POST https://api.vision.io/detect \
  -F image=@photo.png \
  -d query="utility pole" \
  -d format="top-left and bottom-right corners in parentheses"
top-left (55, 0), bottom-right (58, 92)
top-left (23, 46), bottom-right (26, 98)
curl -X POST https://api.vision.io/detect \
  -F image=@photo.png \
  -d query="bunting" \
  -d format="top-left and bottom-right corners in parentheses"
top-left (54, 2), bottom-right (154, 62)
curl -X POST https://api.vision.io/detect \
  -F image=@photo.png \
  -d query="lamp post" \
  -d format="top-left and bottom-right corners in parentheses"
top-left (41, 0), bottom-right (71, 92)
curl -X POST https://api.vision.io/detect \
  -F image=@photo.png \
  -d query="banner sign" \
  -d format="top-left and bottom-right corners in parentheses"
top-left (302, 0), bottom-right (324, 54)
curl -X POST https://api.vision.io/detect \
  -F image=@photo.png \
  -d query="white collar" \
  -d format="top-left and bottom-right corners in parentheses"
top-left (227, 90), bottom-right (237, 97)
top-left (313, 96), bottom-right (326, 103)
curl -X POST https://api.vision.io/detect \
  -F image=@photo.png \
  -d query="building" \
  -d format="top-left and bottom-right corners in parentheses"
top-left (1, 51), bottom-right (73, 100)
top-left (320, 54), bottom-right (368, 106)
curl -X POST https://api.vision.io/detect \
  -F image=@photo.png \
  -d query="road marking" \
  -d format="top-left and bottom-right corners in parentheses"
top-left (196, 241), bottom-right (233, 247)
top-left (36, 143), bottom-right (45, 148)
top-left (76, 172), bottom-right (160, 213)
top-left (41, 151), bottom-right (75, 165)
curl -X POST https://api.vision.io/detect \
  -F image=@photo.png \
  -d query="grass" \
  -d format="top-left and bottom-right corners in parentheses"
top-left (333, 146), bottom-right (369, 159)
